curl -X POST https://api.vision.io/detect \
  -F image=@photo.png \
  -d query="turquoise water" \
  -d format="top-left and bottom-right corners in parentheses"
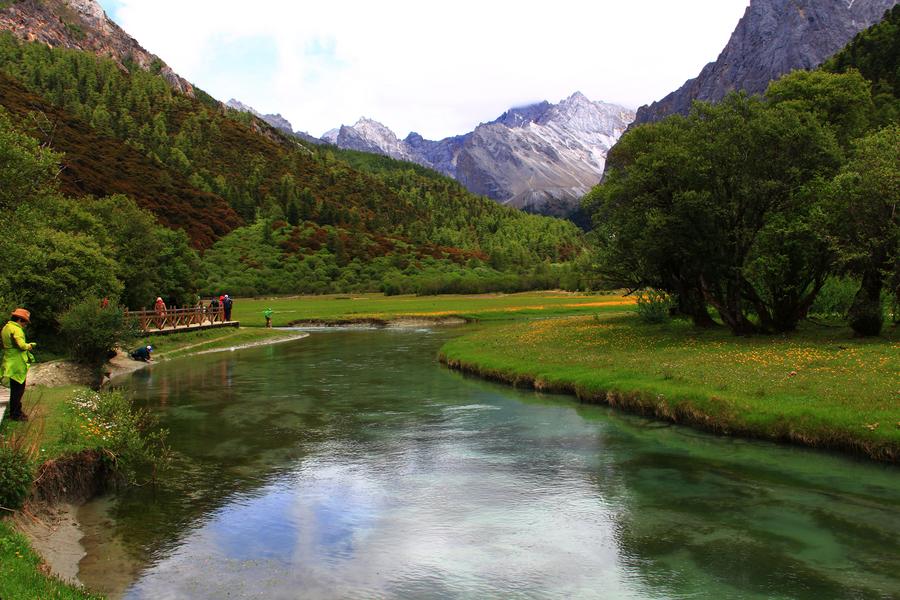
top-left (78, 329), bottom-right (900, 599)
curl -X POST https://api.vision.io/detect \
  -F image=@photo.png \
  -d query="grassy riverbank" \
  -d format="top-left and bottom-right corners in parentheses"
top-left (440, 314), bottom-right (900, 461)
top-left (0, 521), bottom-right (100, 600)
top-left (232, 291), bottom-right (634, 327)
top-left (0, 386), bottom-right (109, 600)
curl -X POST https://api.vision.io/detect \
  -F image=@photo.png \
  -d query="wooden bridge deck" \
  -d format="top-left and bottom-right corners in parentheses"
top-left (126, 307), bottom-right (239, 335)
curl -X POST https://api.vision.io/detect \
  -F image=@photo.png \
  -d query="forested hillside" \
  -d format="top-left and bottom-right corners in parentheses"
top-left (0, 28), bottom-right (586, 329)
top-left (0, 71), bottom-right (241, 247)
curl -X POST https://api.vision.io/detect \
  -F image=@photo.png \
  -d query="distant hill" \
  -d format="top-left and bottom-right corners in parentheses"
top-left (634, 0), bottom-right (898, 125)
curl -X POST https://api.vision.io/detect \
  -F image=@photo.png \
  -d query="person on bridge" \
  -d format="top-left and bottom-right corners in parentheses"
top-left (130, 345), bottom-right (153, 362)
top-left (1, 308), bottom-right (37, 421)
top-left (223, 294), bottom-right (233, 321)
top-left (154, 296), bottom-right (166, 316)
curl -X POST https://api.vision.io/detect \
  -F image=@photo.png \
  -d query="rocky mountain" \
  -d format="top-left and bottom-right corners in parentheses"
top-left (634, 0), bottom-right (899, 125)
top-left (0, 0), bottom-right (194, 95)
top-left (226, 98), bottom-right (323, 145)
top-left (322, 93), bottom-right (635, 216)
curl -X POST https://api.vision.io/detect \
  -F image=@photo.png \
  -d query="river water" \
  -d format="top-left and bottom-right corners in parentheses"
top-left (76, 329), bottom-right (900, 599)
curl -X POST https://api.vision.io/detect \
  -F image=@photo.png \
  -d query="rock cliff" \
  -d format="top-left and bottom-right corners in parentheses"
top-left (0, 0), bottom-right (194, 96)
top-left (634, 0), bottom-right (898, 124)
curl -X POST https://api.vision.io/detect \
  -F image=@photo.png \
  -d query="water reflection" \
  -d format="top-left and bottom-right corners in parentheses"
top-left (78, 330), bottom-right (900, 599)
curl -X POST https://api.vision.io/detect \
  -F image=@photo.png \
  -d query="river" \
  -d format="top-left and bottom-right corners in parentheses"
top-left (75, 329), bottom-right (900, 599)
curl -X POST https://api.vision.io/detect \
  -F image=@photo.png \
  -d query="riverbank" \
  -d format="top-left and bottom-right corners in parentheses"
top-left (0, 326), bottom-right (310, 599)
top-left (439, 314), bottom-right (900, 462)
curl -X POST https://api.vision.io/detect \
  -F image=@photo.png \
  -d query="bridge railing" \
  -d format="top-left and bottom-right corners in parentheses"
top-left (125, 306), bottom-right (228, 333)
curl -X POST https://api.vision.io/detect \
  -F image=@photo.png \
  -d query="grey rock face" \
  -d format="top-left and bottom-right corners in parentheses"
top-left (226, 99), bottom-right (320, 143)
top-left (323, 93), bottom-right (635, 216)
top-left (0, 0), bottom-right (195, 96)
top-left (635, 0), bottom-right (899, 125)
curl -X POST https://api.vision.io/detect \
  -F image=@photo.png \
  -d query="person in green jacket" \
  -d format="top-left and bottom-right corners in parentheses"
top-left (263, 307), bottom-right (273, 328)
top-left (2, 308), bottom-right (36, 421)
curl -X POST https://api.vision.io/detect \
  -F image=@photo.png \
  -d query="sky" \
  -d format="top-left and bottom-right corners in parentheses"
top-left (97, 0), bottom-right (751, 140)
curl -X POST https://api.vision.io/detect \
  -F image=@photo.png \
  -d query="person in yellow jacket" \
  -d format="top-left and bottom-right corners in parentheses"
top-left (2, 308), bottom-right (36, 421)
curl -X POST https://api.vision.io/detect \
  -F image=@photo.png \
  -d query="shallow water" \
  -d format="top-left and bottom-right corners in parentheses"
top-left (78, 329), bottom-right (900, 599)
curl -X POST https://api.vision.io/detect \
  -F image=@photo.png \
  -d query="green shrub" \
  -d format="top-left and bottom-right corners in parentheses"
top-left (66, 389), bottom-right (170, 484)
top-left (634, 289), bottom-right (673, 324)
top-left (0, 442), bottom-right (33, 510)
top-left (809, 276), bottom-right (859, 318)
top-left (58, 297), bottom-right (137, 365)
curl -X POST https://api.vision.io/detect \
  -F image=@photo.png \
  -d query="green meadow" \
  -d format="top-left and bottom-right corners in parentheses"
top-left (231, 291), bottom-right (634, 327)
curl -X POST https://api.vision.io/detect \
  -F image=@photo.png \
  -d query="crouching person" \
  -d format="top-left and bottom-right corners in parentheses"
top-left (130, 345), bottom-right (153, 362)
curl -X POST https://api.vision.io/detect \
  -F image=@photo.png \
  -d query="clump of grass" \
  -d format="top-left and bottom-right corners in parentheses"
top-left (59, 389), bottom-right (171, 485)
top-left (634, 288), bottom-right (673, 324)
top-left (0, 437), bottom-right (34, 511)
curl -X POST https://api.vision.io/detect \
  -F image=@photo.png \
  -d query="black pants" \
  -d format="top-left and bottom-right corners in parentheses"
top-left (9, 378), bottom-right (25, 418)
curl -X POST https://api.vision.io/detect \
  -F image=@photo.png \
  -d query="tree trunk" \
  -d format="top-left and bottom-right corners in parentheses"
top-left (848, 267), bottom-right (884, 336)
top-left (674, 284), bottom-right (717, 328)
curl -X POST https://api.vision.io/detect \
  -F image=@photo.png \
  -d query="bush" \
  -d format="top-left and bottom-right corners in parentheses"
top-left (65, 389), bottom-right (170, 484)
top-left (809, 276), bottom-right (859, 318)
top-left (58, 297), bottom-right (138, 365)
top-left (0, 442), bottom-right (33, 510)
top-left (634, 289), bottom-right (673, 324)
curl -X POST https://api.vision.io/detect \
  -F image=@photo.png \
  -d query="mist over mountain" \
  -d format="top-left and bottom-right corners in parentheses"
top-left (316, 93), bottom-right (635, 217)
top-left (634, 0), bottom-right (899, 125)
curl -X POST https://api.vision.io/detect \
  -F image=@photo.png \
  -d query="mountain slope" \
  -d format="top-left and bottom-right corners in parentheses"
top-left (634, 0), bottom-right (899, 125)
top-left (0, 70), bottom-right (241, 248)
top-left (0, 0), bottom-right (193, 95)
top-left (317, 93), bottom-right (634, 217)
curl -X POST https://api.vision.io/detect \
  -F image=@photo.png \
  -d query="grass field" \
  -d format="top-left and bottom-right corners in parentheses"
top-left (440, 313), bottom-right (900, 461)
top-left (231, 291), bottom-right (634, 327)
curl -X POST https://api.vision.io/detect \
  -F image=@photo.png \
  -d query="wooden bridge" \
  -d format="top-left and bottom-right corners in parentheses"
top-left (125, 306), bottom-right (239, 335)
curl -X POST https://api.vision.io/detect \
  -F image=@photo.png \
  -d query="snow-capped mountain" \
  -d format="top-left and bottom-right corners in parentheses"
top-left (322, 118), bottom-right (423, 165)
top-left (322, 92), bottom-right (634, 216)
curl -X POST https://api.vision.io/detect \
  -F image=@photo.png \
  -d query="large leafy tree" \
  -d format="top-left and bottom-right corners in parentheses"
top-left (826, 125), bottom-right (900, 335)
top-left (588, 93), bottom-right (842, 334)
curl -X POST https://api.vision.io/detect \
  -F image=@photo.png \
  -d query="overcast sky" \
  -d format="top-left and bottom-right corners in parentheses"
top-left (97, 0), bottom-right (750, 140)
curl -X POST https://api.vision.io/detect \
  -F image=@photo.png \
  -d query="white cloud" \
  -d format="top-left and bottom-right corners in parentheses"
top-left (104, 0), bottom-right (750, 139)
